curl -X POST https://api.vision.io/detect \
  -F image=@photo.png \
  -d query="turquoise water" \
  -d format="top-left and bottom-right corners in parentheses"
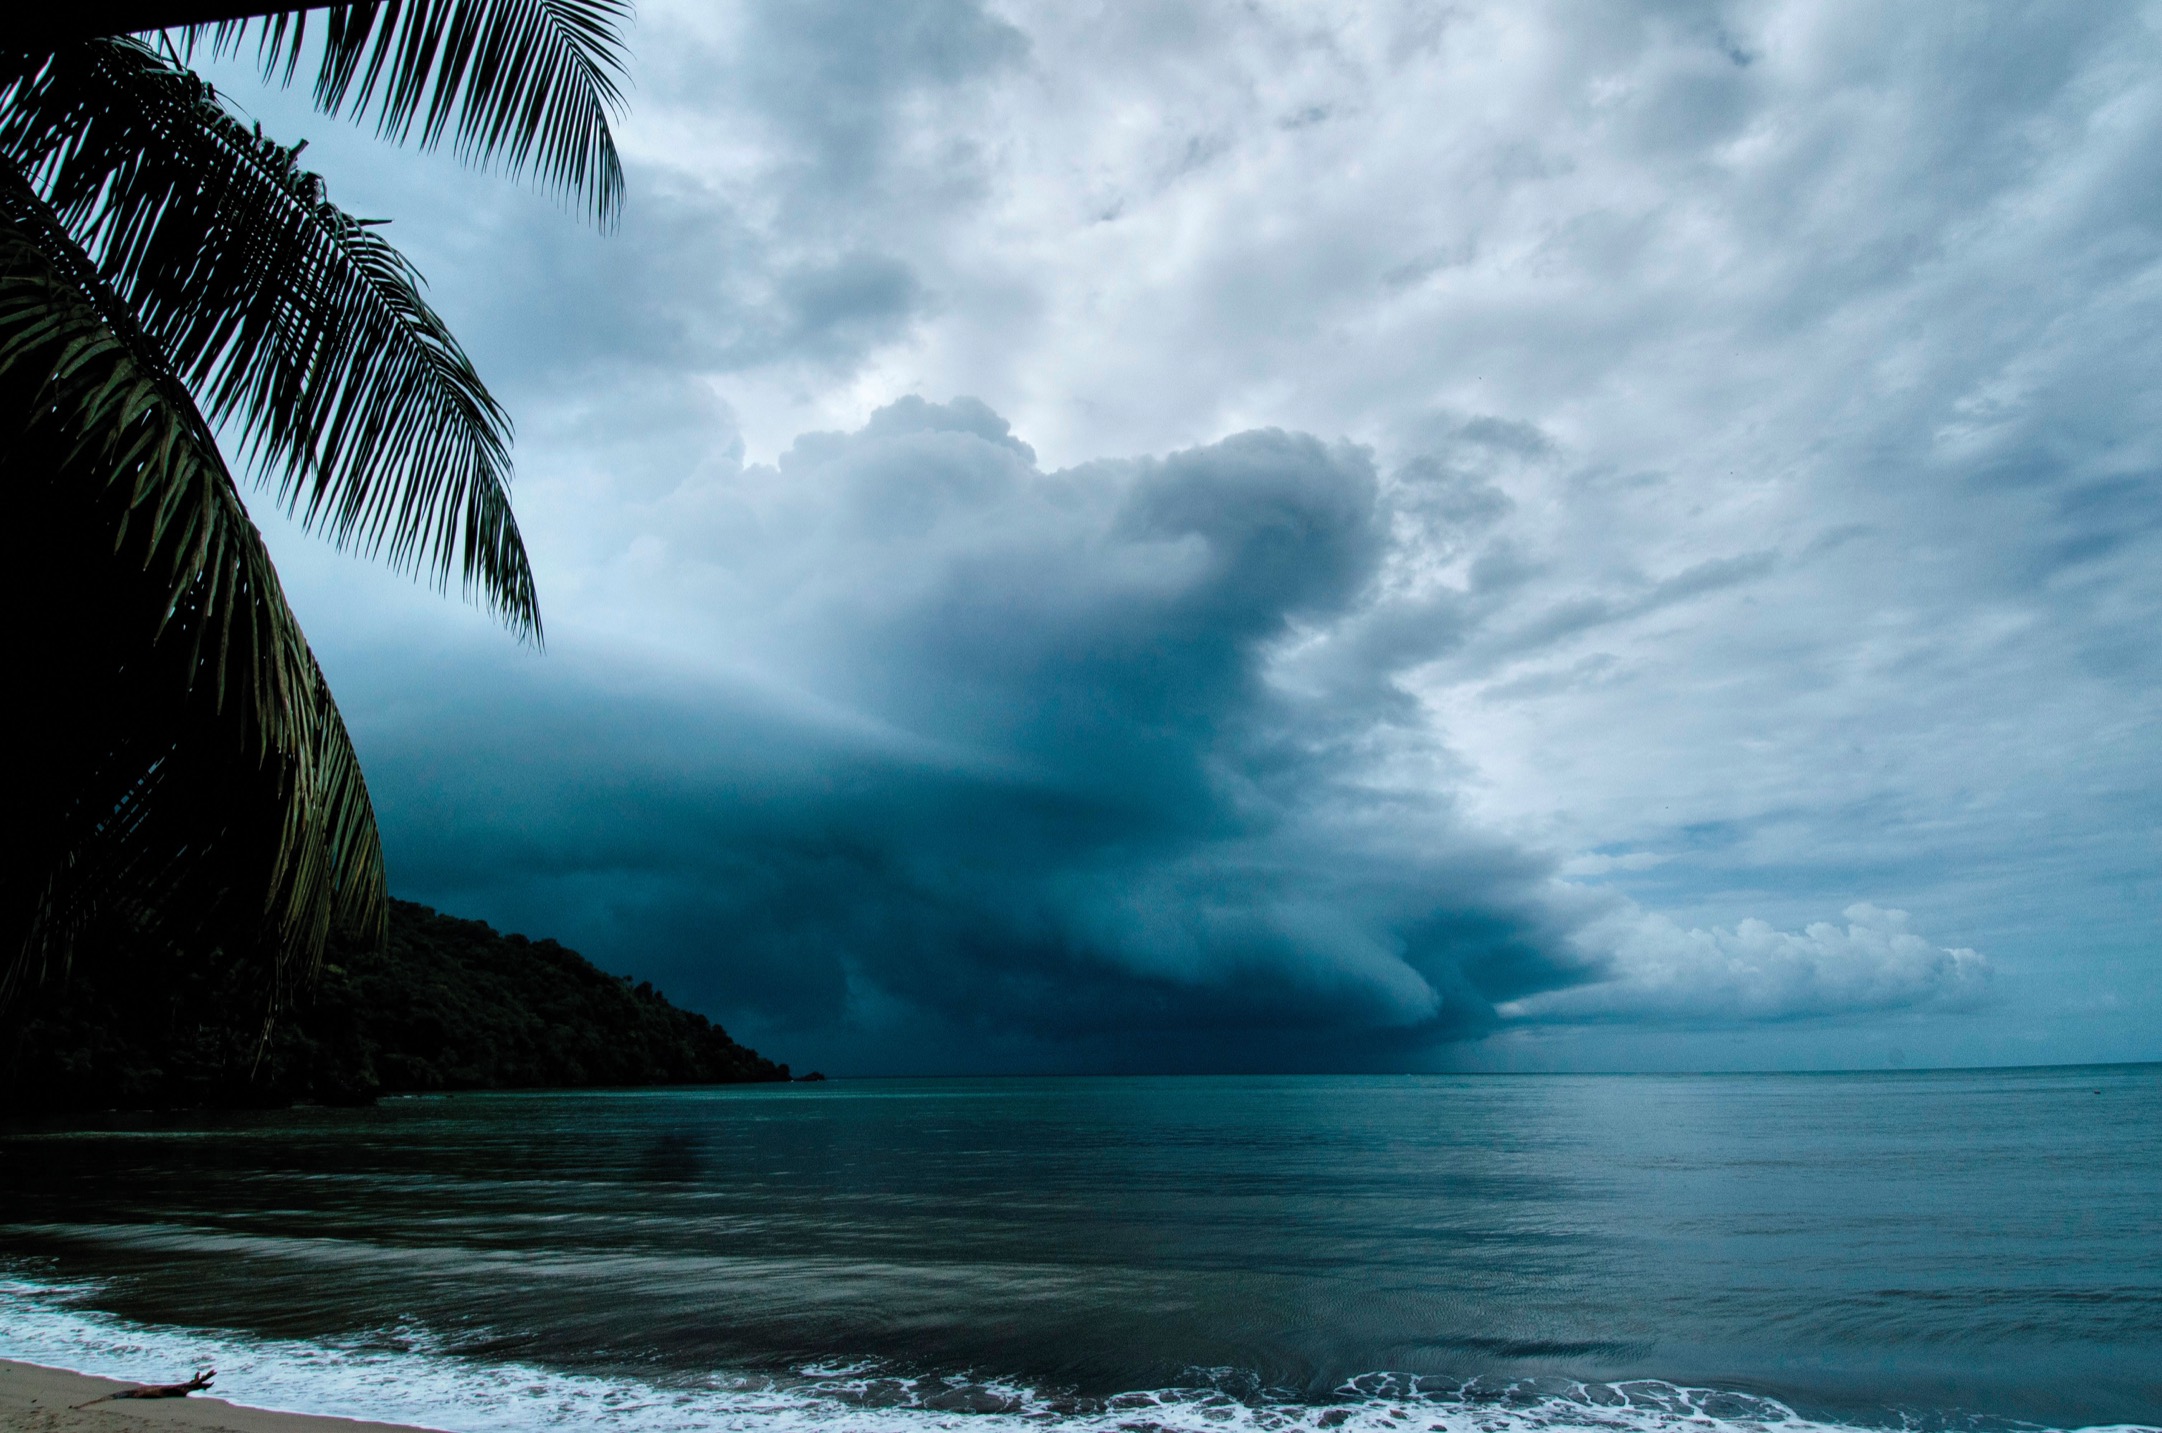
top-left (0, 1068), bottom-right (2156, 1432)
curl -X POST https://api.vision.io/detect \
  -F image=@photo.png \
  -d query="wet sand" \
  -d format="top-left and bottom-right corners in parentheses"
top-left (0, 1362), bottom-right (432, 1433)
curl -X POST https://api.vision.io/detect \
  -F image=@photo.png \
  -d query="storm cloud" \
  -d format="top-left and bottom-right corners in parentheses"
top-left (328, 400), bottom-right (1978, 1071)
top-left (221, 0), bottom-right (2162, 1070)
top-left (360, 403), bottom-right (1567, 1067)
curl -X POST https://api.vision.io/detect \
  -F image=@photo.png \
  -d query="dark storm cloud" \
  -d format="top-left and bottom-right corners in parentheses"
top-left (239, 0), bottom-right (2118, 1069)
top-left (360, 400), bottom-right (1602, 1070)
top-left (339, 395), bottom-right (1990, 1071)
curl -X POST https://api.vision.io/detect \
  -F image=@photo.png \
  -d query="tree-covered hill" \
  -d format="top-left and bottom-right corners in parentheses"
top-left (2, 900), bottom-right (787, 1112)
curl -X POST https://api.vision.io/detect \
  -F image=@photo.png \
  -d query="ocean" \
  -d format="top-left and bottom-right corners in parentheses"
top-left (0, 1067), bottom-right (2156, 1433)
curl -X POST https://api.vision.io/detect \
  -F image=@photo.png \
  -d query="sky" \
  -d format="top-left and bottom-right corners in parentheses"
top-left (201, 0), bottom-right (2161, 1074)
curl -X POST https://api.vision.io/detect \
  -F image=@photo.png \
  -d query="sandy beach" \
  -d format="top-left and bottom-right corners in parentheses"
top-left (0, 1363), bottom-right (429, 1433)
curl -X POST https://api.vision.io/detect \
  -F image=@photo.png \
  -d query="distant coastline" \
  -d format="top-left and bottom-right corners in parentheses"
top-left (1, 900), bottom-right (788, 1114)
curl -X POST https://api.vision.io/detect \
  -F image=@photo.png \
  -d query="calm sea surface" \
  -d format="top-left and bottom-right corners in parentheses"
top-left (0, 1068), bottom-right (2156, 1433)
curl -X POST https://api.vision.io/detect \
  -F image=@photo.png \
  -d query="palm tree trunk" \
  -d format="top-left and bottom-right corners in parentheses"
top-left (13, 2), bottom-right (364, 52)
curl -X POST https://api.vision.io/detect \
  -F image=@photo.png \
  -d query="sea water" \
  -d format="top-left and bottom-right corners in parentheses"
top-left (0, 1068), bottom-right (2155, 1433)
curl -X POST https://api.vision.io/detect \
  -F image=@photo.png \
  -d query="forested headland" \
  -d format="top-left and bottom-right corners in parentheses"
top-left (2, 901), bottom-right (789, 1113)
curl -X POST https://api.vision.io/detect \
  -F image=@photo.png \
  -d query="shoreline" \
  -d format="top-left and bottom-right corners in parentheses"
top-left (0, 1361), bottom-right (433, 1433)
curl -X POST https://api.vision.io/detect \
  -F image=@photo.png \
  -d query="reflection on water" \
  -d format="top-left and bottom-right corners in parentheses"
top-left (1, 1068), bottom-right (2157, 1430)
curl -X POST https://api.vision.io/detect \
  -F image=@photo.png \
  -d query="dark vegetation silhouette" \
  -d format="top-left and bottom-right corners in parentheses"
top-left (4, 899), bottom-right (788, 1112)
top-left (2, 2), bottom-right (629, 1052)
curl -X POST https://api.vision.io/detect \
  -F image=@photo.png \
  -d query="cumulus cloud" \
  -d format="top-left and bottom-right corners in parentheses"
top-left (232, 0), bottom-right (2162, 1067)
top-left (339, 393), bottom-right (2013, 1070)
top-left (356, 398), bottom-right (1618, 1070)
top-left (1504, 904), bottom-right (1990, 1025)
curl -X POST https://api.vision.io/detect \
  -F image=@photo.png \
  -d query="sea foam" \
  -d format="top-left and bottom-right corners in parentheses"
top-left (0, 1276), bottom-right (2150, 1433)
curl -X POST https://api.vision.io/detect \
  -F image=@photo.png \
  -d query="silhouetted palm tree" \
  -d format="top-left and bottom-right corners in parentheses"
top-left (1, 1), bottom-right (628, 1027)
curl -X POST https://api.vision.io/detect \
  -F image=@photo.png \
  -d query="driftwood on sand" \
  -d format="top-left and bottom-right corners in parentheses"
top-left (75, 1369), bottom-right (215, 1406)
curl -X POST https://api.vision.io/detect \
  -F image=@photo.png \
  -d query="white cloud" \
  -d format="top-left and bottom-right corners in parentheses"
top-left (216, 0), bottom-right (2162, 1065)
top-left (1506, 902), bottom-right (1990, 1024)
top-left (1559, 851), bottom-right (1668, 877)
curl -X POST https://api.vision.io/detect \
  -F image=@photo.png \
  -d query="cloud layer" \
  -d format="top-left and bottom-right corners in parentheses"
top-left (215, 0), bottom-right (2162, 1068)
top-left (338, 399), bottom-right (1987, 1070)
top-left (1517, 904), bottom-right (1990, 1025)
top-left (362, 401), bottom-right (1572, 1067)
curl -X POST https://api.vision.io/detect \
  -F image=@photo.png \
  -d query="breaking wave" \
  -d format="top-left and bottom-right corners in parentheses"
top-left (0, 1276), bottom-right (2150, 1433)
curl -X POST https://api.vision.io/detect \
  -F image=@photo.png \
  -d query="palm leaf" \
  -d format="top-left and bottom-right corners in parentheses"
top-left (1, 37), bottom-right (539, 637)
top-left (0, 169), bottom-right (385, 1006)
top-left (9, 5), bottom-right (359, 55)
top-left (215, 0), bottom-right (629, 224)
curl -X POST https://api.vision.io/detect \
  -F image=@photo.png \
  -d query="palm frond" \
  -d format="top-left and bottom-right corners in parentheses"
top-left (214, 0), bottom-right (629, 225)
top-left (8, 4), bottom-right (352, 57)
top-left (0, 169), bottom-right (385, 1005)
top-left (0, 37), bottom-right (539, 637)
